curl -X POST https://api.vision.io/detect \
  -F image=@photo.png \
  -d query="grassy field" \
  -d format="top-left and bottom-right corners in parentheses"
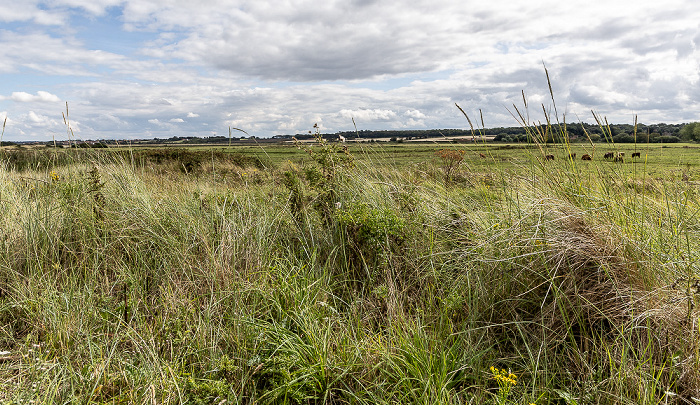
top-left (1, 138), bottom-right (700, 404)
top-left (104, 140), bottom-right (700, 174)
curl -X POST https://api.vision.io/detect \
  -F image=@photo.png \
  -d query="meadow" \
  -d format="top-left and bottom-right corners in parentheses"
top-left (1, 137), bottom-right (700, 404)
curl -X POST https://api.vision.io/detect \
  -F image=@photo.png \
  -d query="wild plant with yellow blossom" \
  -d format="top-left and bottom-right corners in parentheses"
top-left (490, 366), bottom-right (517, 405)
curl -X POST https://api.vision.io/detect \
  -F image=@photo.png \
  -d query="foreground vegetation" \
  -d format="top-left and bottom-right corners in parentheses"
top-left (1, 137), bottom-right (699, 404)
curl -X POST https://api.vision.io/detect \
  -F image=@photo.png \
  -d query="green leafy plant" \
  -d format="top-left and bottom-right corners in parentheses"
top-left (283, 124), bottom-right (354, 225)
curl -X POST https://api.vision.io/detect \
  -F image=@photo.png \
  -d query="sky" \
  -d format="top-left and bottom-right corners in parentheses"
top-left (0, 0), bottom-right (699, 141)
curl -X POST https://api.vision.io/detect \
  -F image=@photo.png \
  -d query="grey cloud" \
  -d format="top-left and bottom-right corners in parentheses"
top-left (170, 22), bottom-right (449, 81)
top-left (618, 29), bottom-right (697, 57)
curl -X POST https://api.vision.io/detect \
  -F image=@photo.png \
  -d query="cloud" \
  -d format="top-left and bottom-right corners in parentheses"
top-left (0, 0), bottom-right (123, 24)
top-left (0, 2), bottom-right (66, 25)
top-left (404, 109), bottom-right (426, 119)
top-left (117, 0), bottom-right (700, 83)
top-left (339, 108), bottom-right (398, 122)
top-left (0, 31), bottom-right (126, 76)
top-left (25, 111), bottom-right (56, 127)
top-left (0, 0), bottom-right (699, 141)
top-left (3, 91), bottom-right (61, 103)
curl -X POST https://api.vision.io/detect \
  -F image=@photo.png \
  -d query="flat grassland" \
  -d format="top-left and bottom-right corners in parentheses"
top-left (1, 140), bottom-right (699, 403)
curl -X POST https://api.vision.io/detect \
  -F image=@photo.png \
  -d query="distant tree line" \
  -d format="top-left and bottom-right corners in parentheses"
top-left (30, 122), bottom-right (700, 146)
top-left (287, 122), bottom-right (693, 144)
top-left (485, 122), bottom-right (687, 143)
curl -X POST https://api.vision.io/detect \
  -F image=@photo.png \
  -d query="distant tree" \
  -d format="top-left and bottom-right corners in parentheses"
top-left (655, 135), bottom-right (681, 143)
top-left (647, 132), bottom-right (662, 142)
top-left (494, 133), bottom-right (510, 142)
top-left (613, 133), bottom-right (635, 143)
top-left (680, 123), bottom-right (700, 141)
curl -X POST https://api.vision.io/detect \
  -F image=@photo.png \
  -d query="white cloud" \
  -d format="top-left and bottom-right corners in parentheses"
top-left (0, 2), bottom-right (65, 25)
top-left (186, 112), bottom-right (199, 118)
top-left (24, 111), bottom-right (59, 128)
top-left (404, 109), bottom-right (426, 119)
top-left (339, 109), bottom-right (398, 122)
top-left (0, 31), bottom-right (125, 76)
top-left (169, 118), bottom-right (184, 123)
top-left (3, 91), bottom-right (61, 103)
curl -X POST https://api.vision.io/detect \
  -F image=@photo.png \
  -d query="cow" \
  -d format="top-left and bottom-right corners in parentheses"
top-left (604, 152), bottom-right (615, 159)
top-left (569, 153), bottom-right (577, 159)
top-left (479, 153), bottom-right (486, 158)
top-left (618, 152), bottom-right (625, 157)
top-left (545, 154), bottom-right (555, 161)
top-left (581, 154), bottom-right (592, 160)
top-left (614, 154), bottom-right (624, 163)
top-left (632, 152), bottom-right (641, 158)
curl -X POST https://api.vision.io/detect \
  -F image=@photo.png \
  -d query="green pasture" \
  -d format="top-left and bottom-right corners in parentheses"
top-left (197, 141), bottom-right (700, 178)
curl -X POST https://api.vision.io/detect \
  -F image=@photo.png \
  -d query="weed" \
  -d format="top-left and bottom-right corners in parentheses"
top-left (490, 367), bottom-right (518, 405)
top-left (435, 148), bottom-right (465, 184)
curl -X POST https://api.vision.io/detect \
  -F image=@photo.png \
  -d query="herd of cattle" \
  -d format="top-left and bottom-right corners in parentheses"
top-left (477, 151), bottom-right (644, 162)
top-left (537, 151), bottom-right (642, 162)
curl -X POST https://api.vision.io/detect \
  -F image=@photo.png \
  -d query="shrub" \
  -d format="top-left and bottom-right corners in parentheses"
top-left (336, 203), bottom-right (406, 275)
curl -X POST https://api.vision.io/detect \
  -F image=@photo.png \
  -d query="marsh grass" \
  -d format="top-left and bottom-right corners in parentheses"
top-left (1, 97), bottom-right (700, 403)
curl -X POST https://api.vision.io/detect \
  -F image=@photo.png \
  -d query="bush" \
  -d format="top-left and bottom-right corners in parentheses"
top-left (336, 204), bottom-right (406, 273)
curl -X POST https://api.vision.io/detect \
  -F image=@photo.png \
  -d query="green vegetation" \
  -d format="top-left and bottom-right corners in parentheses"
top-left (679, 122), bottom-right (700, 142)
top-left (1, 131), bottom-right (699, 403)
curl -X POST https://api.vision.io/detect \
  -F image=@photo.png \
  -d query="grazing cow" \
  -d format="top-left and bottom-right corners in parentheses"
top-left (618, 152), bottom-right (625, 157)
top-left (479, 153), bottom-right (486, 158)
top-left (569, 153), bottom-right (577, 159)
top-left (614, 154), bottom-right (624, 163)
top-left (581, 154), bottom-right (592, 160)
top-left (545, 154), bottom-right (555, 161)
top-left (632, 152), bottom-right (641, 158)
top-left (604, 152), bottom-right (615, 159)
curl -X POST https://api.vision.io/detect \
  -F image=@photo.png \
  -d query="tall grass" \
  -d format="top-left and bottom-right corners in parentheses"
top-left (0, 118), bottom-right (699, 404)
